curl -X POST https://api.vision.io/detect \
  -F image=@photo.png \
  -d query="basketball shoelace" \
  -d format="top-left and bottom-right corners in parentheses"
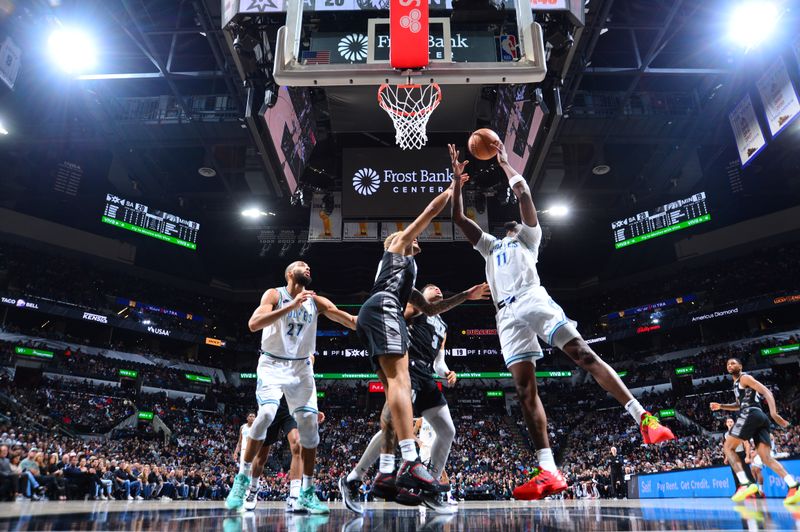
top-left (641, 413), bottom-right (660, 430)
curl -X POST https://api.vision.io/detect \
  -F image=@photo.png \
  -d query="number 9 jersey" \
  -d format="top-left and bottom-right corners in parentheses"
top-left (260, 286), bottom-right (319, 360)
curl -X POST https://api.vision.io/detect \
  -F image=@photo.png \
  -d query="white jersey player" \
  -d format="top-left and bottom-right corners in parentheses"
top-left (226, 261), bottom-right (357, 514)
top-left (416, 417), bottom-right (436, 464)
top-left (234, 412), bottom-right (256, 463)
top-left (449, 141), bottom-right (674, 501)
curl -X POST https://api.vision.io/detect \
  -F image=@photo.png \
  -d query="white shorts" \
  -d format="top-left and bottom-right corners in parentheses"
top-left (496, 285), bottom-right (579, 368)
top-left (255, 354), bottom-right (318, 415)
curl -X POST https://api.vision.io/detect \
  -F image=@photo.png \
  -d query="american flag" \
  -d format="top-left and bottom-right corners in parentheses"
top-left (301, 50), bottom-right (331, 65)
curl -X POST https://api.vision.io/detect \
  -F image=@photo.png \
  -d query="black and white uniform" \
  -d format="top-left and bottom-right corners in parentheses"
top-left (408, 313), bottom-right (448, 417)
top-left (265, 397), bottom-right (298, 446)
top-left (729, 373), bottom-right (772, 447)
top-left (357, 251), bottom-right (417, 367)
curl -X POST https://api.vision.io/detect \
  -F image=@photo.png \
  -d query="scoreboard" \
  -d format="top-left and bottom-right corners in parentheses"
top-left (101, 194), bottom-right (200, 250)
top-left (612, 192), bottom-right (710, 250)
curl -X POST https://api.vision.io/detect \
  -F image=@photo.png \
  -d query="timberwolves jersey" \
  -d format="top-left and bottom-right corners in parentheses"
top-left (734, 373), bottom-right (762, 409)
top-left (419, 417), bottom-right (436, 447)
top-left (260, 286), bottom-right (318, 360)
top-left (408, 313), bottom-right (447, 381)
top-left (474, 223), bottom-right (543, 304)
top-left (371, 251), bottom-right (417, 307)
top-left (240, 423), bottom-right (251, 440)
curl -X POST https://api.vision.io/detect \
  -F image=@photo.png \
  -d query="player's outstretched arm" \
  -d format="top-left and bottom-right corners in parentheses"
top-left (448, 144), bottom-right (482, 246)
top-left (493, 140), bottom-right (539, 228)
top-left (248, 288), bottom-right (314, 332)
top-left (409, 283), bottom-right (489, 316)
top-left (740, 374), bottom-right (790, 427)
top-left (314, 295), bottom-right (357, 330)
top-left (710, 401), bottom-right (740, 412)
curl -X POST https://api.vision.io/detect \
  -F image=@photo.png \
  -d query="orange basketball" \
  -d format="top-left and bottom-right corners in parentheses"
top-left (468, 128), bottom-right (501, 160)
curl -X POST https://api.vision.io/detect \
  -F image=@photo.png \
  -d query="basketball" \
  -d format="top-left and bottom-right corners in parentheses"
top-left (468, 128), bottom-right (501, 160)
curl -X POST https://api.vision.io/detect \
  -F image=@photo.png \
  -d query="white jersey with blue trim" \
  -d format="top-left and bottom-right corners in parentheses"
top-left (419, 417), bottom-right (436, 447)
top-left (474, 224), bottom-right (543, 304)
top-left (260, 286), bottom-right (318, 360)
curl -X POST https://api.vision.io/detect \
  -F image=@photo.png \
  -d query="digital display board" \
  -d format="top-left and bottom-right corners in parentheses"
top-left (240, 372), bottom-right (257, 379)
top-left (658, 409), bottom-right (676, 418)
top-left (137, 411), bottom-right (154, 420)
top-left (102, 194), bottom-right (199, 250)
top-left (15, 346), bottom-right (54, 359)
top-left (486, 390), bottom-right (505, 397)
top-left (674, 365), bottom-right (695, 376)
top-left (314, 371), bottom-right (572, 379)
top-left (612, 192), bottom-right (710, 249)
top-left (761, 343), bottom-right (799, 356)
top-left (491, 85), bottom-right (546, 174)
top-left (185, 373), bottom-right (212, 384)
top-left (119, 369), bottom-right (139, 379)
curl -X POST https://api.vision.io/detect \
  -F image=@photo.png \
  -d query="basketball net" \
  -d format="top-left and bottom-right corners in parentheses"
top-left (378, 83), bottom-right (442, 150)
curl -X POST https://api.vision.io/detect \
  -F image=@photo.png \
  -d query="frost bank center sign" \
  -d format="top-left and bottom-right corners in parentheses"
top-left (343, 148), bottom-right (456, 217)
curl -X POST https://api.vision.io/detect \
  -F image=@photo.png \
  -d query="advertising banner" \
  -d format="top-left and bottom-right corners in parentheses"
top-left (756, 57), bottom-right (800, 138)
top-left (343, 222), bottom-right (379, 241)
top-left (343, 148), bottom-right (453, 217)
top-left (729, 94), bottom-right (767, 167)
top-left (308, 192), bottom-right (342, 242)
top-left (632, 460), bottom-right (800, 498)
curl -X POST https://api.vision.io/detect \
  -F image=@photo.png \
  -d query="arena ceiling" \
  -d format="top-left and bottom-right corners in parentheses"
top-left (0, 0), bottom-right (799, 298)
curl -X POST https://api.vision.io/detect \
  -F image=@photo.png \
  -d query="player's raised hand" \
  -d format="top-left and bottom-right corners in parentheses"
top-left (445, 370), bottom-right (457, 387)
top-left (466, 282), bottom-right (491, 300)
top-left (448, 144), bottom-right (469, 177)
top-left (290, 289), bottom-right (315, 310)
top-left (492, 140), bottom-right (509, 166)
top-left (709, 402), bottom-right (721, 411)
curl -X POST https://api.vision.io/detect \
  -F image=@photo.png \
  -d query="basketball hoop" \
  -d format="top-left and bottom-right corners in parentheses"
top-left (378, 83), bottom-right (442, 150)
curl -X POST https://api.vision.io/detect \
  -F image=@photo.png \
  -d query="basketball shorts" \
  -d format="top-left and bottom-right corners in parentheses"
top-left (255, 354), bottom-right (318, 418)
top-left (411, 375), bottom-right (447, 418)
top-left (357, 291), bottom-right (409, 369)
top-left (265, 397), bottom-right (298, 446)
top-left (495, 285), bottom-right (580, 368)
top-left (730, 407), bottom-right (771, 447)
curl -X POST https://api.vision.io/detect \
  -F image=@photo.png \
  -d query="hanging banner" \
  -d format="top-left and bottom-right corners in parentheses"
top-left (308, 192), bottom-right (342, 242)
top-left (728, 94), bottom-right (766, 167)
top-left (0, 37), bottom-right (22, 90)
top-left (418, 220), bottom-right (453, 241)
top-left (756, 57), bottom-right (800, 138)
top-left (343, 222), bottom-right (379, 241)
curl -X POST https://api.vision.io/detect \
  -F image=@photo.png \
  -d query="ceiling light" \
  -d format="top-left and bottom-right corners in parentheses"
top-left (241, 208), bottom-right (275, 218)
top-left (198, 167), bottom-right (216, 177)
top-left (48, 28), bottom-right (97, 73)
top-left (0, 122), bottom-right (7, 135)
top-left (547, 205), bottom-right (569, 217)
top-left (592, 164), bottom-right (611, 175)
top-left (728, 2), bottom-right (778, 50)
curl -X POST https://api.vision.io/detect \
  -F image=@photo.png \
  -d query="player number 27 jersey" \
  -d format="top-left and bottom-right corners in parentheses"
top-left (260, 286), bottom-right (318, 360)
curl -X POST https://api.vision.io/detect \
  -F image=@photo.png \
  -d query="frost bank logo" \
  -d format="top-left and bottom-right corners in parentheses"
top-left (353, 168), bottom-right (381, 196)
top-left (338, 33), bottom-right (368, 62)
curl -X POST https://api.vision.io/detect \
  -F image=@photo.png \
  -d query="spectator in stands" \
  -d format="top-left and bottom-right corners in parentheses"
top-left (0, 445), bottom-right (16, 501)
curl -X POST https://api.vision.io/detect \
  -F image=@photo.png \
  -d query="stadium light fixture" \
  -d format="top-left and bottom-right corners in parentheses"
top-left (728, 2), bottom-right (779, 50)
top-left (0, 121), bottom-right (7, 135)
top-left (544, 205), bottom-right (569, 217)
top-left (48, 28), bottom-right (97, 73)
top-left (241, 208), bottom-right (275, 218)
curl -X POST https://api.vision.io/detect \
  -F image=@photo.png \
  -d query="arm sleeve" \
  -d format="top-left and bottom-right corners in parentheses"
top-left (432, 349), bottom-right (450, 379)
top-left (517, 223), bottom-right (542, 250)
top-left (473, 232), bottom-right (497, 258)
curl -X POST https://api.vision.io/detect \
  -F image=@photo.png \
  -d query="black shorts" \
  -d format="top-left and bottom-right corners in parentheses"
top-left (264, 399), bottom-right (297, 446)
top-left (357, 292), bottom-right (409, 370)
top-left (411, 375), bottom-right (447, 418)
top-left (730, 407), bottom-right (772, 447)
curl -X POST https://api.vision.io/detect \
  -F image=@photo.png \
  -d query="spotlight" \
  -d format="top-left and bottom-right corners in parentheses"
top-left (48, 28), bottom-right (97, 73)
top-left (728, 2), bottom-right (779, 50)
top-left (0, 121), bottom-right (7, 135)
top-left (546, 205), bottom-right (569, 217)
top-left (241, 208), bottom-right (274, 218)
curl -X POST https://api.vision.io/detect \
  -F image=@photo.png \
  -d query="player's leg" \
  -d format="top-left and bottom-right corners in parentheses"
top-left (421, 405), bottom-right (455, 481)
top-left (244, 444), bottom-right (271, 511)
top-left (754, 437), bottom-right (799, 505)
top-left (377, 354), bottom-right (438, 494)
top-left (285, 428), bottom-right (305, 512)
top-left (285, 359), bottom-right (327, 514)
top-left (726, 434), bottom-right (760, 501)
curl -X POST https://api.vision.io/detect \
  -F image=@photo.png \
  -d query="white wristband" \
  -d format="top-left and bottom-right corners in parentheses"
top-left (508, 175), bottom-right (526, 189)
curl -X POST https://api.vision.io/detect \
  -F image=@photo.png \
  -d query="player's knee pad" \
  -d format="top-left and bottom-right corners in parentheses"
top-left (294, 410), bottom-right (320, 449)
top-left (249, 402), bottom-right (278, 441)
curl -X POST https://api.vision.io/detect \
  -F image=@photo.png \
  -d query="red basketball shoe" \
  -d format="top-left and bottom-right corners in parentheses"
top-left (513, 468), bottom-right (567, 500)
top-left (640, 412), bottom-right (676, 444)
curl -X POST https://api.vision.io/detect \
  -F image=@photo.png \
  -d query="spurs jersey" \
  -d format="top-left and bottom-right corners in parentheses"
top-left (371, 251), bottom-right (417, 307)
top-left (260, 286), bottom-right (318, 360)
top-left (734, 373), bottom-right (762, 410)
top-left (408, 313), bottom-right (447, 381)
top-left (474, 222), bottom-right (543, 305)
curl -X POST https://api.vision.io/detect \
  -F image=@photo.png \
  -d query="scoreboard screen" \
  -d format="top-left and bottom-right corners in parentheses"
top-left (101, 194), bottom-right (200, 250)
top-left (612, 192), bottom-right (710, 249)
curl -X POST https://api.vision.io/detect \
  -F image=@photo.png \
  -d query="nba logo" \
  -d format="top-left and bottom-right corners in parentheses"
top-left (499, 34), bottom-right (518, 62)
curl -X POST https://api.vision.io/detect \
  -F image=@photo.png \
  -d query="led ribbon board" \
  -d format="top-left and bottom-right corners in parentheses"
top-left (102, 194), bottom-right (199, 250)
top-left (612, 192), bottom-right (710, 249)
top-left (185, 373), bottom-right (212, 384)
top-left (761, 344), bottom-right (799, 356)
top-left (14, 346), bottom-right (54, 359)
top-left (314, 371), bottom-right (572, 379)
